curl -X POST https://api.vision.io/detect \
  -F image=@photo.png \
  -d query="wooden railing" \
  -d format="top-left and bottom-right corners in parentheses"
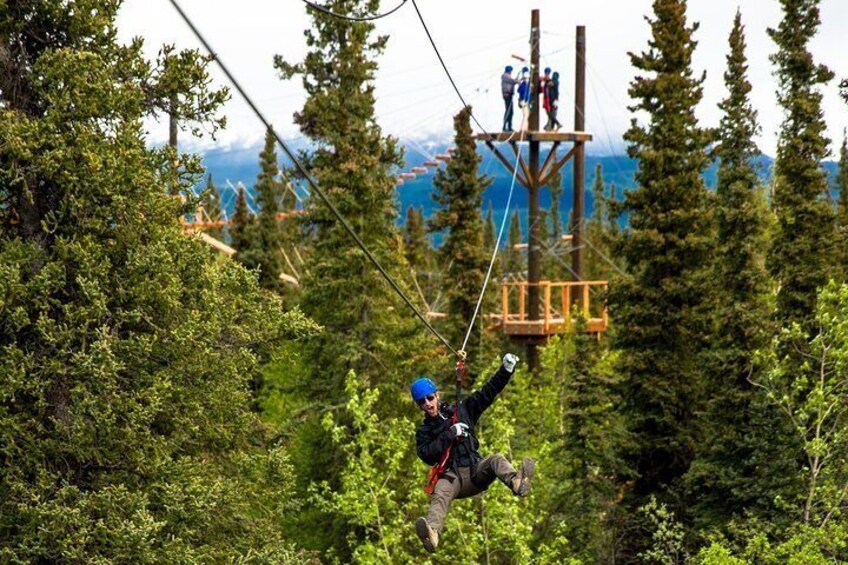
top-left (500, 280), bottom-right (609, 335)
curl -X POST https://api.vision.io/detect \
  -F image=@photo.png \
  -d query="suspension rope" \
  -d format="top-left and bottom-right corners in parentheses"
top-left (408, 0), bottom-right (536, 353)
top-left (301, 0), bottom-right (408, 22)
top-left (169, 0), bottom-right (461, 358)
top-left (461, 119), bottom-right (526, 352)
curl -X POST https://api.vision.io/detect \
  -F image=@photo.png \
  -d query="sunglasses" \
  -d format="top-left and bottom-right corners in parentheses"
top-left (417, 394), bottom-right (437, 406)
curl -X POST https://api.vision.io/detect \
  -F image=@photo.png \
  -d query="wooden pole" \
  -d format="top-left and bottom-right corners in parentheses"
top-left (526, 9), bottom-right (541, 371)
top-left (572, 26), bottom-right (586, 288)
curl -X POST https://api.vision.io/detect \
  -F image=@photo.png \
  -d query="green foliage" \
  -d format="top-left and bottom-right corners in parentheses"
top-left (230, 185), bottom-right (255, 251)
top-left (0, 1), bottom-right (320, 559)
top-left (200, 173), bottom-right (224, 241)
top-left (238, 126), bottom-right (286, 292)
top-left (766, 0), bottom-right (837, 332)
top-left (527, 320), bottom-right (630, 564)
top-left (274, 0), bottom-right (438, 558)
top-left (753, 281), bottom-right (848, 527)
top-left (637, 497), bottom-right (687, 565)
top-left (312, 372), bottom-right (422, 564)
top-left (612, 0), bottom-right (714, 523)
top-left (428, 106), bottom-right (491, 359)
top-left (276, 0), bottom-right (431, 399)
top-left (504, 210), bottom-right (523, 276)
top-left (835, 132), bottom-right (848, 273)
top-left (685, 10), bottom-right (776, 532)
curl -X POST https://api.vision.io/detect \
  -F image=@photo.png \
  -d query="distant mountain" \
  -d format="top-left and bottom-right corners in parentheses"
top-left (197, 139), bottom-right (836, 232)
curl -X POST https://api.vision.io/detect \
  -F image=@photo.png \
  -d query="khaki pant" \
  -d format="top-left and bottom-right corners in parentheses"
top-left (425, 454), bottom-right (518, 533)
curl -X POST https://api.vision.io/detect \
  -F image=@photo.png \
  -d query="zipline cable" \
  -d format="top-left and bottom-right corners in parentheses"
top-left (461, 117), bottom-right (525, 353)
top-left (301, 0), bottom-right (408, 22)
top-left (409, 0), bottom-right (537, 353)
top-left (408, 0), bottom-right (490, 136)
top-left (169, 0), bottom-right (461, 358)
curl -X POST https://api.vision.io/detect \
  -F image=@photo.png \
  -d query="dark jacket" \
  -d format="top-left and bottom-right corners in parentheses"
top-left (415, 365), bottom-right (514, 470)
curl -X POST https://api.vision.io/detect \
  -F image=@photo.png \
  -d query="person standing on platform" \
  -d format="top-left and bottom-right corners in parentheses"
top-left (544, 71), bottom-right (562, 131)
top-left (501, 65), bottom-right (517, 132)
top-left (539, 67), bottom-right (553, 130)
top-left (517, 67), bottom-right (531, 133)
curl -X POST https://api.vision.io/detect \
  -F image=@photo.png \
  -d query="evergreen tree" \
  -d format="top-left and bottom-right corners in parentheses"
top-left (229, 184), bottom-right (254, 251)
top-left (586, 163), bottom-right (615, 281)
top-left (685, 10), bottom-right (774, 531)
top-left (404, 205), bottom-right (429, 273)
top-left (505, 210), bottom-right (524, 276)
top-left (484, 201), bottom-right (497, 253)
top-left (611, 0), bottom-right (714, 526)
top-left (835, 132), bottom-right (848, 272)
top-left (548, 168), bottom-right (564, 244)
top-left (0, 2), bottom-right (315, 560)
top-left (276, 1), bottom-right (434, 557)
top-left (200, 173), bottom-right (224, 241)
top-left (428, 106), bottom-right (491, 355)
top-left (530, 320), bottom-right (630, 563)
top-left (767, 0), bottom-right (837, 332)
top-left (241, 126), bottom-right (285, 291)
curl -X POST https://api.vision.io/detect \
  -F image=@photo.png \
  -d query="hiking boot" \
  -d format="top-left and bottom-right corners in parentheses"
top-left (416, 517), bottom-right (439, 553)
top-left (513, 457), bottom-right (534, 497)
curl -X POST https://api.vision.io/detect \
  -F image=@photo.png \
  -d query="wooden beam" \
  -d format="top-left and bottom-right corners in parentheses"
top-left (538, 145), bottom-right (577, 186)
top-left (538, 142), bottom-right (561, 185)
top-left (508, 141), bottom-right (533, 186)
top-left (485, 141), bottom-right (529, 188)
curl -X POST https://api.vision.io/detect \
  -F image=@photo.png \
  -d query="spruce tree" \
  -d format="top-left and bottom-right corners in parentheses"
top-left (484, 202), bottom-right (497, 253)
top-left (229, 184), bottom-right (254, 251)
top-left (200, 173), bottom-right (224, 241)
top-left (835, 133), bottom-right (848, 272)
top-left (685, 10), bottom-right (773, 530)
top-left (428, 106), bottom-right (491, 358)
top-left (767, 0), bottom-right (836, 332)
top-left (586, 163), bottom-right (614, 281)
top-left (276, 1), bottom-right (434, 557)
top-left (403, 205), bottom-right (429, 272)
top-left (505, 209), bottom-right (524, 276)
top-left (612, 0), bottom-right (714, 518)
top-left (241, 126), bottom-right (285, 291)
top-left (0, 1), bottom-right (313, 560)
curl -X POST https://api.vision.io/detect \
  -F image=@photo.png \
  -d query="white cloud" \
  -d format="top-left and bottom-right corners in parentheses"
top-left (118, 0), bottom-right (848, 158)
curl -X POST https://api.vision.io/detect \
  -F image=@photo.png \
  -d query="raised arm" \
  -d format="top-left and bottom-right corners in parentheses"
top-left (463, 354), bottom-right (519, 424)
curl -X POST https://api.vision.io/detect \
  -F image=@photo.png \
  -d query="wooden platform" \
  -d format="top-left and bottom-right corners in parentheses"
top-left (498, 280), bottom-right (608, 337)
top-left (473, 131), bottom-right (593, 143)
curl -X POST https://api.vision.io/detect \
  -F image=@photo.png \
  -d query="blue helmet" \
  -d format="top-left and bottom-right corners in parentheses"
top-left (521, 66), bottom-right (529, 73)
top-left (410, 377), bottom-right (438, 402)
top-left (505, 65), bottom-right (513, 73)
top-left (544, 66), bottom-right (551, 74)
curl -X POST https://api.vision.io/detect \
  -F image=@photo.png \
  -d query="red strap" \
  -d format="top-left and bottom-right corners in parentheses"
top-left (425, 357), bottom-right (468, 494)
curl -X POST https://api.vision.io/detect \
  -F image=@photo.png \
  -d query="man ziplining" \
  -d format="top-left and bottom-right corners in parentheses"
top-left (411, 353), bottom-right (534, 554)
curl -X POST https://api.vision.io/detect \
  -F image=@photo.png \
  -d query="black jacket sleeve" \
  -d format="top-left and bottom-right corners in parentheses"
top-left (463, 365), bottom-right (513, 425)
top-left (416, 418), bottom-right (454, 466)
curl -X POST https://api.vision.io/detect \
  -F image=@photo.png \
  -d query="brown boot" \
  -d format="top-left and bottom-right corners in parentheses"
top-left (512, 457), bottom-right (534, 497)
top-left (415, 517), bottom-right (439, 553)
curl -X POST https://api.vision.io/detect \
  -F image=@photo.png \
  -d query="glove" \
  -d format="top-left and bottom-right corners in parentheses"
top-left (448, 423), bottom-right (470, 440)
top-left (502, 353), bottom-right (519, 373)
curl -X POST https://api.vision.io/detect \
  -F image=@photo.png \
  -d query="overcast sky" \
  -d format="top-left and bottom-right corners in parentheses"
top-left (117, 0), bottom-right (848, 160)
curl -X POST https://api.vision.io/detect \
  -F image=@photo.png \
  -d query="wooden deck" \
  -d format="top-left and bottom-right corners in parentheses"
top-left (473, 131), bottom-right (593, 143)
top-left (498, 280), bottom-right (608, 337)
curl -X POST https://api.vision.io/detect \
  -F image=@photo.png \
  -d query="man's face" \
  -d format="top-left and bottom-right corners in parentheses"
top-left (417, 392), bottom-right (440, 417)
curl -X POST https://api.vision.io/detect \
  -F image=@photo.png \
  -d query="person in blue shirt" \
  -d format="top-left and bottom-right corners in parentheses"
top-left (517, 67), bottom-right (531, 133)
